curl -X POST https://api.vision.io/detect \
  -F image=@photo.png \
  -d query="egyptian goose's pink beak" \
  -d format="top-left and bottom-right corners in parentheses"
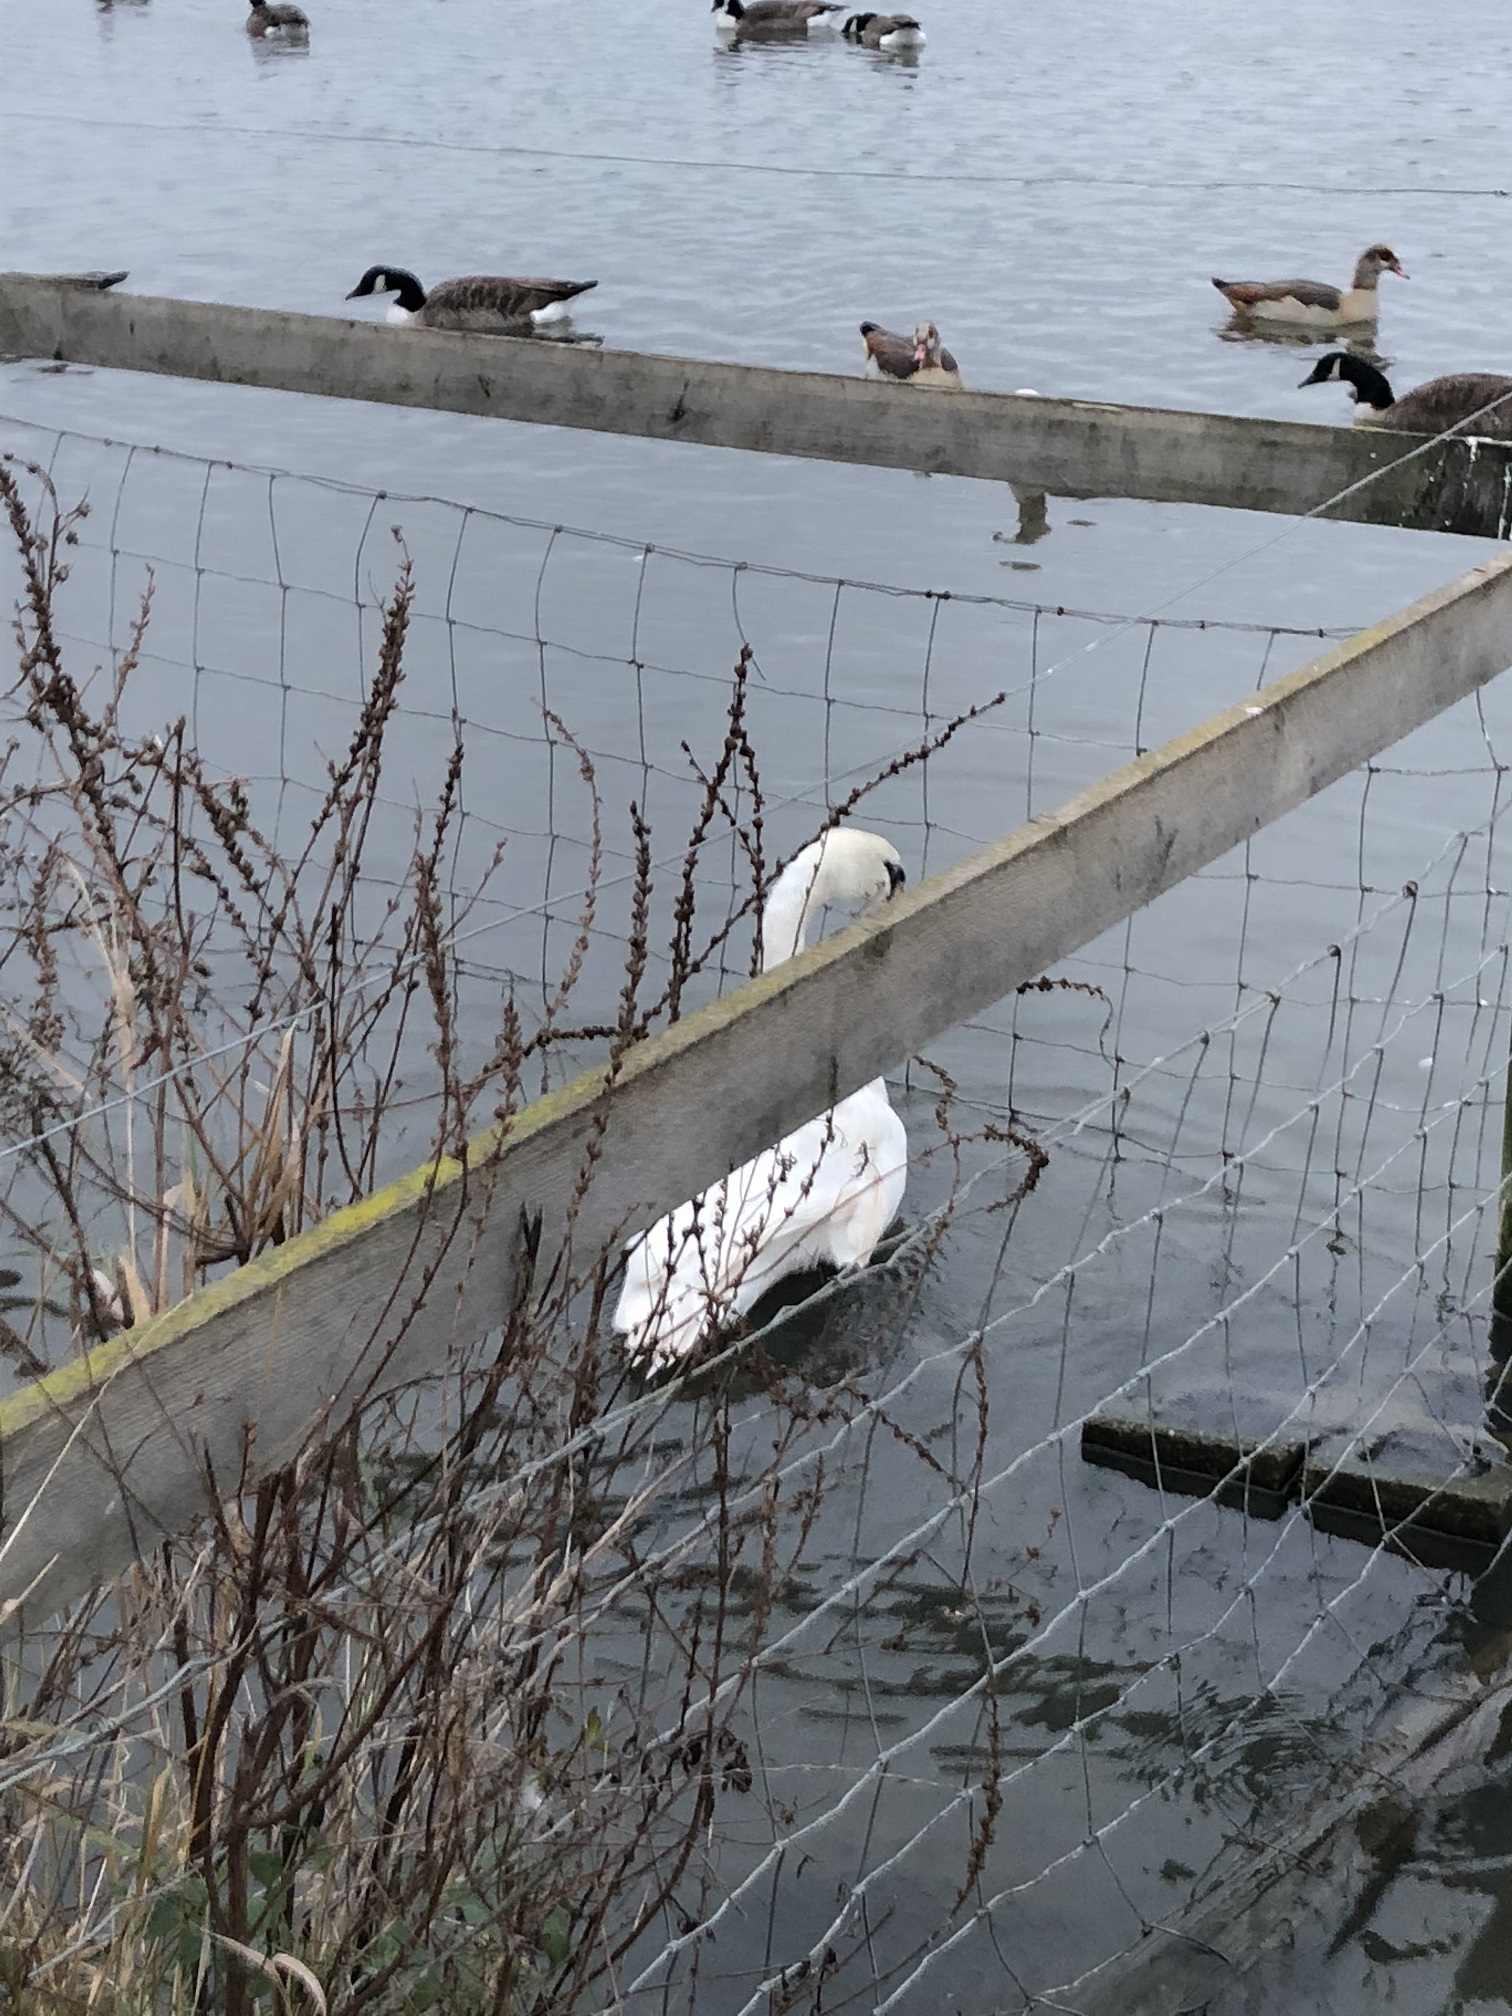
top-left (913, 343), bottom-right (928, 366)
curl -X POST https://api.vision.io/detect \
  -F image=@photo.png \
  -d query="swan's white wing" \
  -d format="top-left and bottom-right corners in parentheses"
top-left (820, 1083), bottom-right (908, 1268)
top-left (614, 1081), bottom-right (907, 1372)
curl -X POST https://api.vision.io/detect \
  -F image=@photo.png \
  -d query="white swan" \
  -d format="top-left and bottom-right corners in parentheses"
top-left (614, 829), bottom-right (909, 1374)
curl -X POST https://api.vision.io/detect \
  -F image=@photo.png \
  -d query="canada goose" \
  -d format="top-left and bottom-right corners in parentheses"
top-left (714, 0), bottom-right (840, 36)
top-left (345, 266), bottom-right (597, 331)
top-left (860, 320), bottom-right (962, 388)
top-left (1299, 352), bottom-right (1512, 439)
top-left (1212, 244), bottom-right (1406, 326)
top-left (246, 0), bottom-right (308, 35)
top-left (614, 831), bottom-right (908, 1373)
top-left (842, 10), bottom-right (925, 47)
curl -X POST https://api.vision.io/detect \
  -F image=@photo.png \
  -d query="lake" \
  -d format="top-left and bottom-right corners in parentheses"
top-left (3, 0), bottom-right (1512, 2006)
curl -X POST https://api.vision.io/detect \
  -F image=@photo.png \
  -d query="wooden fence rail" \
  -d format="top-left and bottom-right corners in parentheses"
top-left (2, 274), bottom-right (1511, 536)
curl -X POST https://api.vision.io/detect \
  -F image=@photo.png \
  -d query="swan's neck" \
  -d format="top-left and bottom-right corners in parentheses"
top-left (759, 873), bottom-right (818, 971)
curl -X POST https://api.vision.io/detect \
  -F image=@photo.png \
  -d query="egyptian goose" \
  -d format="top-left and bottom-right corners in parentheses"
top-left (614, 831), bottom-right (908, 1374)
top-left (247, 0), bottom-right (309, 35)
top-left (714, 0), bottom-right (841, 37)
top-left (345, 266), bottom-right (597, 331)
top-left (861, 320), bottom-right (962, 388)
top-left (1299, 352), bottom-right (1512, 439)
top-left (1212, 244), bottom-right (1407, 326)
top-left (842, 10), bottom-right (926, 47)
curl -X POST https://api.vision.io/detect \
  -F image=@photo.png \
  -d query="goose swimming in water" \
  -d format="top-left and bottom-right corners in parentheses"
top-left (861, 320), bottom-right (962, 388)
top-left (713, 0), bottom-right (841, 36)
top-left (344, 266), bottom-right (597, 331)
top-left (842, 10), bottom-right (926, 47)
top-left (614, 829), bottom-right (909, 1374)
top-left (1299, 352), bottom-right (1512, 439)
top-left (1211, 244), bottom-right (1406, 327)
top-left (247, 0), bottom-right (308, 34)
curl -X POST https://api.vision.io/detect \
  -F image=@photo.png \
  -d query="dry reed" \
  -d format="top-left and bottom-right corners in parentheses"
top-left (0, 462), bottom-right (1048, 2015)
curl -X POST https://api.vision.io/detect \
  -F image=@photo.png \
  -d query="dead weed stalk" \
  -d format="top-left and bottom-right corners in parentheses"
top-left (0, 462), bottom-right (1025, 2015)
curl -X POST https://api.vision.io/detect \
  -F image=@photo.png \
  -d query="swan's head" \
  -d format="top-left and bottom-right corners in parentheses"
top-left (912, 321), bottom-right (942, 368)
top-left (794, 827), bottom-right (904, 907)
top-left (763, 828), bottom-right (905, 969)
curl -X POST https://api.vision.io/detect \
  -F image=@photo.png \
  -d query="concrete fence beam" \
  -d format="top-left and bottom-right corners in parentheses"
top-left (2, 275), bottom-right (1510, 536)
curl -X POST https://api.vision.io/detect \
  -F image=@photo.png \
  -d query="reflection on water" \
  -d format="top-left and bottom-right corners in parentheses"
top-left (247, 37), bottom-right (311, 65)
top-left (1214, 314), bottom-right (1390, 362)
top-left (997, 484), bottom-right (1052, 545)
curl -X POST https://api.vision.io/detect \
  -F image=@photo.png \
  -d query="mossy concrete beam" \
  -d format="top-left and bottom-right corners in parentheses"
top-left (3, 275), bottom-right (1512, 535)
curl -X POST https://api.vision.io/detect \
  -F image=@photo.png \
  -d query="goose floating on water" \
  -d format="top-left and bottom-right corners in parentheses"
top-left (1212, 244), bottom-right (1406, 327)
top-left (1299, 352), bottom-right (1512, 439)
top-left (861, 320), bottom-right (962, 388)
top-left (614, 829), bottom-right (909, 1374)
top-left (714, 0), bottom-right (841, 38)
top-left (842, 10), bottom-right (926, 48)
top-left (345, 266), bottom-right (597, 332)
top-left (247, 0), bottom-right (309, 35)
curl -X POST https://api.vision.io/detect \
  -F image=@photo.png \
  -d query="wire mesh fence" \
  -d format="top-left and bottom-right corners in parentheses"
top-left (0, 409), bottom-right (1508, 2014)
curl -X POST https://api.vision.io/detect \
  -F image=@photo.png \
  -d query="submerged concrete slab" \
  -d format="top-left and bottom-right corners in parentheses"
top-left (1303, 1421), bottom-right (1512, 1565)
top-left (1081, 1386), bottom-right (1305, 1518)
top-left (1083, 1386), bottom-right (1512, 1569)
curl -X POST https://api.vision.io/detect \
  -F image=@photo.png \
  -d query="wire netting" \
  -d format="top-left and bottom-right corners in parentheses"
top-left (0, 409), bottom-right (1508, 2014)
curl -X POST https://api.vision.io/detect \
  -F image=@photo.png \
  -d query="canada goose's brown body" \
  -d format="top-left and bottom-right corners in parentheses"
top-left (716, 0), bottom-right (840, 38)
top-left (842, 10), bottom-right (925, 45)
top-left (1212, 244), bottom-right (1406, 326)
top-left (247, 0), bottom-right (309, 35)
top-left (1300, 352), bottom-right (1512, 439)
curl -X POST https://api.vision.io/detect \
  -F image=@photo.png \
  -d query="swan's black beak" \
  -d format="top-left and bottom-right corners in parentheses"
top-left (886, 860), bottom-right (906, 896)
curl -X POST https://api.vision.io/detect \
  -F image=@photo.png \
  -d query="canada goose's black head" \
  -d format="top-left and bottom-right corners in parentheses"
top-left (716, 0), bottom-right (745, 16)
top-left (1298, 352), bottom-right (1394, 411)
top-left (843, 12), bottom-right (876, 34)
top-left (346, 267), bottom-right (425, 311)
